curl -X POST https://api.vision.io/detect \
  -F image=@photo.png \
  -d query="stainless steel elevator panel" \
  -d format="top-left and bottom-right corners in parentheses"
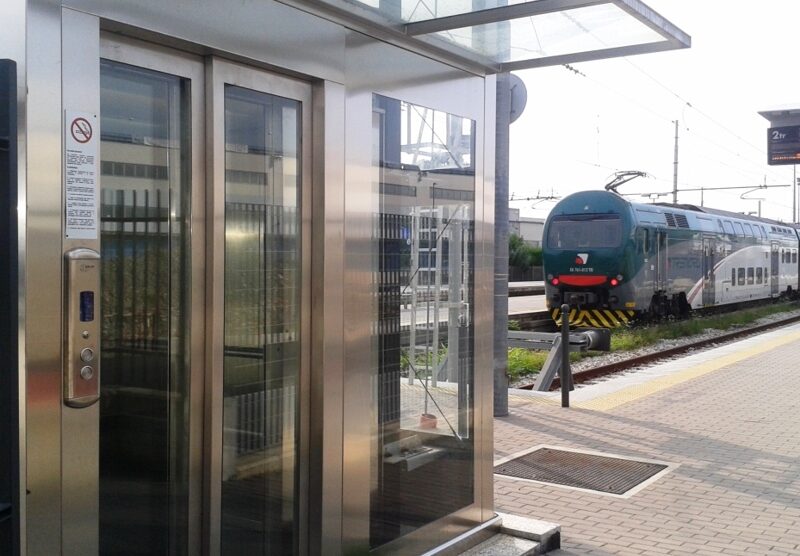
top-left (62, 248), bottom-right (100, 408)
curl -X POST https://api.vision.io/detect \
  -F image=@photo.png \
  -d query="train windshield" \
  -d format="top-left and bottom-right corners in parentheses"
top-left (547, 214), bottom-right (622, 249)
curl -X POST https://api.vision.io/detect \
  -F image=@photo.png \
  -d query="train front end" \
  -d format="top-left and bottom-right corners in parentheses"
top-left (543, 191), bottom-right (636, 327)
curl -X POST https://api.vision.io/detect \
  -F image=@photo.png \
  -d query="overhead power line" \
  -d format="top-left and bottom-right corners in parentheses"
top-left (559, 63), bottom-right (785, 184)
top-left (621, 57), bottom-right (768, 156)
top-left (510, 190), bottom-right (562, 207)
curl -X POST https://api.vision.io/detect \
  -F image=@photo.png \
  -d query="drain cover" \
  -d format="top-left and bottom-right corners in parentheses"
top-left (495, 447), bottom-right (668, 495)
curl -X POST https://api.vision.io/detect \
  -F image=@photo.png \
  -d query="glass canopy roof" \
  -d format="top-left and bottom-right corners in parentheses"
top-left (307, 0), bottom-right (690, 73)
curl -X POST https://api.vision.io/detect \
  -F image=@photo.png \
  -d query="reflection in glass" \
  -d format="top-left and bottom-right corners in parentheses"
top-left (99, 60), bottom-right (190, 555)
top-left (221, 86), bottom-right (300, 555)
top-left (370, 95), bottom-right (475, 549)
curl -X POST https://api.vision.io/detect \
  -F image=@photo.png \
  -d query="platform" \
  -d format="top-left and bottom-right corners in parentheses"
top-left (495, 322), bottom-right (800, 555)
top-left (509, 281), bottom-right (545, 297)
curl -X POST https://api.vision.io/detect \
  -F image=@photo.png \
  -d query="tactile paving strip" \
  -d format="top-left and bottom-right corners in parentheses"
top-left (494, 447), bottom-right (667, 495)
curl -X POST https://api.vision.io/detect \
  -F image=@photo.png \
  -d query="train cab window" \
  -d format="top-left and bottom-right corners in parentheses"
top-left (723, 220), bottom-right (734, 235)
top-left (744, 223), bottom-right (754, 237)
top-left (733, 222), bottom-right (745, 237)
top-left (747, 267), bottom-right (754, 284)
top-left (765, 267), bottom-right (769, 280)
top-left (756, 267), bottom-right (763, 284)
top-left (547, 214), bottom-right (622, 249)
top-left (737, 268), bottom-right (745, 285)
top-left (794, 250), bottom-right (798, 264)
top-left (641, 228), bottom-right (650, 254)
top-left (782, 250), bottom-right (786, 263)
top-left (730, 268), bottom-right (735, 285)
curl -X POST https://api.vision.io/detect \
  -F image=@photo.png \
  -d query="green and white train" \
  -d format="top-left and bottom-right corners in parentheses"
top-left (543, 190), bottom-right (799, 327)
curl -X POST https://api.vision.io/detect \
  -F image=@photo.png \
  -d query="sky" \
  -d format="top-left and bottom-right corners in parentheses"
top-left (509, 0), bottom-right (800, 223)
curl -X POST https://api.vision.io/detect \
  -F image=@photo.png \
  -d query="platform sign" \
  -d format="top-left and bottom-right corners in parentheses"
top-left (767, 125), bottom-right (800, 165)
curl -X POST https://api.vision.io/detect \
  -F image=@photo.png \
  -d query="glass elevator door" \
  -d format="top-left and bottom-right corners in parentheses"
top-left (98, 58), bottom-right (193, 556)
top-left (215, 65), bottom-right (309, 556)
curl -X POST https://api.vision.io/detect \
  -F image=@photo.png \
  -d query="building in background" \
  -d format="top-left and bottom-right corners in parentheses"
top-left (510, 207), bottom-right (546, 247)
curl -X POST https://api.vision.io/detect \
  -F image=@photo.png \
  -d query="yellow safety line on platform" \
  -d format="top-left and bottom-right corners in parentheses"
top-left (575, 330), bottom-right (800, 412)
top-left (508, 394), bottom-right (558, 407)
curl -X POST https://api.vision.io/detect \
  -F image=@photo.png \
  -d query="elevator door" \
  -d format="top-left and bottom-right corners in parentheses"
top-left (209, 59), bottom-right (311, 556)
top-left (96, 39), bottom-right (310, 555)
top-left (98, 48), bottom-right (202, 556)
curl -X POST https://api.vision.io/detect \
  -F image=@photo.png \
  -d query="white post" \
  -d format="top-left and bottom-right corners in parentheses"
top-left (408, 207), bottom-right (419, 385)
top-left (431, 207), bottom-right (443, 388)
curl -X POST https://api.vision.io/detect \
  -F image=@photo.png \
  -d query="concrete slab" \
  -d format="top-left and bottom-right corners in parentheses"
top-left (497, 512), bottom-right (561, 552)
top-left (460, 533), bottom-right (540, 556)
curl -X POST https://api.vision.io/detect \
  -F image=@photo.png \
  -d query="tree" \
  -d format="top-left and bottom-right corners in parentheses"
top-left (509, 233), bottom-right (542, 269)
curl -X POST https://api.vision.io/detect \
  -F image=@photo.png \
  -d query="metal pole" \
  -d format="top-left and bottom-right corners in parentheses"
top-left (560, 304), bottom-right (570, 408)
top-left (794, 165), bottom-right (797, 223)
top-left (493, 73), bottom-right (511, 417)
top-left (672, 119), bottom-right (679, 204)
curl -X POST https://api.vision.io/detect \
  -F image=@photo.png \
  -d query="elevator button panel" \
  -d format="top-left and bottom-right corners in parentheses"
top-left (64, 248), bottom-right (100, 407)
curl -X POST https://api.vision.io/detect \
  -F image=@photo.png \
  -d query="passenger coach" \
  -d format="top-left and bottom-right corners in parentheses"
top-left (543, 190), bottom-right (800, 327)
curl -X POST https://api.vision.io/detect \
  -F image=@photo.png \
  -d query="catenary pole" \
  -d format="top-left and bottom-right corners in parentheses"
top-left (672, 119), bottom-right (679, 204)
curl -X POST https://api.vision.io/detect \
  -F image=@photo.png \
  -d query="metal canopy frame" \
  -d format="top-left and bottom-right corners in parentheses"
top-left (286, 0), bottom-right (690, 75)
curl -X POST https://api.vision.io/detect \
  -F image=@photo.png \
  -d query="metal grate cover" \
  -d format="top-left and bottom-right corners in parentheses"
top-left (495, 447), bottom-right (668, 495)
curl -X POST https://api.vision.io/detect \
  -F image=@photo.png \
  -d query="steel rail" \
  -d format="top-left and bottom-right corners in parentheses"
top-left (517, 312), bottom-right (800, 391)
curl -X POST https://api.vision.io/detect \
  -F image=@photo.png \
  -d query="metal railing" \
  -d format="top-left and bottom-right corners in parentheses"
top-left (508, 305), bottom-right (611, 406)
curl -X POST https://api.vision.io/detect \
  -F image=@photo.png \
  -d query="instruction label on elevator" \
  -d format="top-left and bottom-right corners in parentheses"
top-left (64, 111), bottom-right (98, 239)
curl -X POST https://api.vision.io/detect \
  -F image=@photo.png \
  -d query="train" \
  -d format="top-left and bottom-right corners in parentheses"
top-left (542, 190), bottom-right (800, 327)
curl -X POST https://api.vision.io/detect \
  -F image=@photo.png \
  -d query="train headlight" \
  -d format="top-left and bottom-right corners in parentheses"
top-left (551, 277), bottom-right (560, 286)
top-left (610, 278), bottom-right (619, 287)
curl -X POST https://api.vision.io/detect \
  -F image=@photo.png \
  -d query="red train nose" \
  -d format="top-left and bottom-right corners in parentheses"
top-left (557, 275), bottom-right (607, 286)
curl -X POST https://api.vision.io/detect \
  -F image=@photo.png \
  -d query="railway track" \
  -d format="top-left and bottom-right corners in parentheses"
top-left (518, 311), bottom-right (800, 391)
top-left (509, 310), bottom-right (556, 332)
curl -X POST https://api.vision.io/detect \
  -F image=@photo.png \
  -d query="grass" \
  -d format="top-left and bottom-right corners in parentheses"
top-left (507, 301), bottom-right (799, 380)
top-left (507, 348), bottom-right (547, 376)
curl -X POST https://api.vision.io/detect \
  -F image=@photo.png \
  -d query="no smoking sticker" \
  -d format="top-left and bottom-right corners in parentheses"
top-left (70, 117), bottom-right (93, 144)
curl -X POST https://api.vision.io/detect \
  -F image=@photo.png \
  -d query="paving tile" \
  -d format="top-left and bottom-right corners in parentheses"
top-left (493, 329), bottom-right (800, 555)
